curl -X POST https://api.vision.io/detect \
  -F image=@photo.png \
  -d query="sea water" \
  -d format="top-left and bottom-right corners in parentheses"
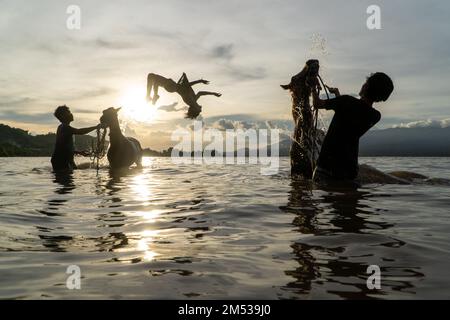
top-left (0, 157), bottom-right (449, 299)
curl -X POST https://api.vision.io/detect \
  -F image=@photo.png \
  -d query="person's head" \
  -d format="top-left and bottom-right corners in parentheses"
top-left (54, 105), bottom-right (73, 124)
top-left (186, 102), bottom-right (202, 119)
top-left (360, 72), bottom-right (394, 102)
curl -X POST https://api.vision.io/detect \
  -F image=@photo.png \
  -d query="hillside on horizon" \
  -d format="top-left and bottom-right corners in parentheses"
top-left (359, 127), bottom-right (450, 156)
top-left (0, 124), bottom-right (94, 156)
top-left (0, 123), bottom-right (449, 157)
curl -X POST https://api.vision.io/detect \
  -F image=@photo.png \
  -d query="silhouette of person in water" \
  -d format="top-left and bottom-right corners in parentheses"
top-left (311, 72), bottom-right (394, 182)
top-left (51, 105), bottom-right (101, 171)
top-left (146, 72), bottom-right (221, 119)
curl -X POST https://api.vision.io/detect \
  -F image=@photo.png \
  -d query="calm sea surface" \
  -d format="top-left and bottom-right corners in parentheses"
top-left (0, 157), bottom-right (449, 299)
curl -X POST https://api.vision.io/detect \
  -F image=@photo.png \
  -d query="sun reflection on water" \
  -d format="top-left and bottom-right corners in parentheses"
top-left (128, 158), bottom-right (163, 261)
top-left (136, 229), bottom-right (160, 261)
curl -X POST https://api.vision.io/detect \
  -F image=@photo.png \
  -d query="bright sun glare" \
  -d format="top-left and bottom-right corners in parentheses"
top-left (118, 86), bottom-right (158, 123)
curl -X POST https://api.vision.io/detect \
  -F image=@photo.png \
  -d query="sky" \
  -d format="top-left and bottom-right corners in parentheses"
top-left (0, 0), bottom-right (449, 149)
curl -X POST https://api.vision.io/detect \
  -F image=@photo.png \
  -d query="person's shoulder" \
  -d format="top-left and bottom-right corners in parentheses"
top-left (339, 95), bottom-right (359, 102)
top-left (331, 95), bottom-right (358, 109)
top-left (332, 95), bottom-right (358, 104)
top-left (371, 108), bottom-right (381, 121)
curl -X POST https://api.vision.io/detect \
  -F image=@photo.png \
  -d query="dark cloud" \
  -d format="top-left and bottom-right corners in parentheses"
top-left (158, 102), bottom-right (187, 112)
top-left (60, 87), bottom-right (116, 101)
top-left (71, 108), bottom-right (102, 114)
top-left (226, 65), bottom-right (267, 81)
top-left (0, 111), bottom-right (54, 124)
top-left (210, 44), bottom-right (234, 61)
top-left (32, 37), bottom-right (137, 56)
top-left (1, 0), bottom-right (448, 134)
top-left (93, 38), bottom-right (135, 50)
top-left (79, 87), bottom-right (116, 99)
top-left (135, 25), bottom-right (184, 40)
top-left (0, 97), bottom-right (35, 108)
top-left (208, 43), bottom-right (266, 81)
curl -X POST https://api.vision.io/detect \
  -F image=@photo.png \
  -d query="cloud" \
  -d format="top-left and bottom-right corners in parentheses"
top-left (226, 65), bottom-right (267, 81)
top-left (0, 97), bottom-right (35, 108)
top-left (72, 108), bottom-right (103, 114)
top-left (442, 119), bottom-right (450, 128)
top-left (209, 118), bottom-right (261, 131)
top-left (205, 114), bottom-right (263, 123)
top-left (158, 102), bottom-right (187, 113)
top-left (208, 43), bottom-right (266, 81)
top-left (0, 111), bottom-right (54, 124)
top-left (392, 118), bottom-right (450, 129)
top-left (210, 44), bottom-right (234, 61)
top-left (123, 124), bottom-right (138, 137)
top-left (135, 25), bottom-right (184, 41)
top-left (211, 119), bottom-right (236, 130)
top-left (76, 87), bottom-right (116, 99)
top-left (208, 117), bottom-right (292, 134)
top-left (1, 0), bottom-right (449, 138)
top-left (93, 38), bottom-right (135, 50)
top-left (139, 130), bottom-right (176, 151)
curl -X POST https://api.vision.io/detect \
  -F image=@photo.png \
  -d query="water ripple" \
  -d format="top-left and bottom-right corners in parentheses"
top-left (0, 157), bottom-right (449, 299)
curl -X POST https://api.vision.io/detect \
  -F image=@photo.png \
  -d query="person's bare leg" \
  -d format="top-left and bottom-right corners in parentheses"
top-left (146, 74), bottom-right (154, 101)
top-left (177, 72), bottom-right (188, 84)
top-left (152, 83), bottom-right (160, 105)
top-left (146, 73), bottom-right (161, 105)
top-left (147, 73), bottom-right (178, 105)
top-left (196, 91), bottom-right (222, 99)
top-left (190, 79), bottom-right (209, 86)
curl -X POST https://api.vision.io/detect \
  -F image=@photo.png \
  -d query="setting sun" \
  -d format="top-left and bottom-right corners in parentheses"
top-left (118, 86), bottom-right (158, 123)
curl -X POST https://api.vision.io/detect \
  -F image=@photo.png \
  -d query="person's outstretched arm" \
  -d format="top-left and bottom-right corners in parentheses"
top-left (70, 124), bottom-right (101, 135)
top-left (190, 79), bottom-right (209, 86)
top-left (196, 91), bottom-right (222, 99)
top-left (312, 87), bottom-right (326, 109)
top-left (313, 86), bottom-right (343, 111)
top-left (325, 85), bottom-right (340, 97)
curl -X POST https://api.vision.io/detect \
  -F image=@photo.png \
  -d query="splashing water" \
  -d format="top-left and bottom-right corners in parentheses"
top-left (309, 33), bottom-right (329, 56)
top-left (308, 33), bottom-right (331, 87)
top-left (309, 33), bottom-right (332, 131)
top-left (281, 34), bottom-right (336, 177)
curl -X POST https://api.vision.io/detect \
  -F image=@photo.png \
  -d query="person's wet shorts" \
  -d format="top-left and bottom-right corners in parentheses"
top-left (313, 165), bottom-right (360, 188)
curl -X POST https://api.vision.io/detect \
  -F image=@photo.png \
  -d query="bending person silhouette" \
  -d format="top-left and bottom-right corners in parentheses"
top-left (146, 72), bottom-right (221, 119)
top-left (311, 72), bottom-right (394, 182)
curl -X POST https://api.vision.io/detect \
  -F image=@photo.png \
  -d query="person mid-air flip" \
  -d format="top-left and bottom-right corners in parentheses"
top-left (146, 72), bottom-right (222, 119)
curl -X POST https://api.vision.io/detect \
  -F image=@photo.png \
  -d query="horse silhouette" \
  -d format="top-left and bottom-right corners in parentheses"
top-left (99, 107), bottom-right (142, 169)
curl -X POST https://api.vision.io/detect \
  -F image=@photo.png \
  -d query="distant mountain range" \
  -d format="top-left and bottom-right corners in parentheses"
top-left (0, 124), bottom-right (94, 156)
top-left (359, 127), bottom-right (450, 156)
top-left (0, 123), bottom-right (449, 157)
top-left (253, 126), bottom-right (450, 157)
